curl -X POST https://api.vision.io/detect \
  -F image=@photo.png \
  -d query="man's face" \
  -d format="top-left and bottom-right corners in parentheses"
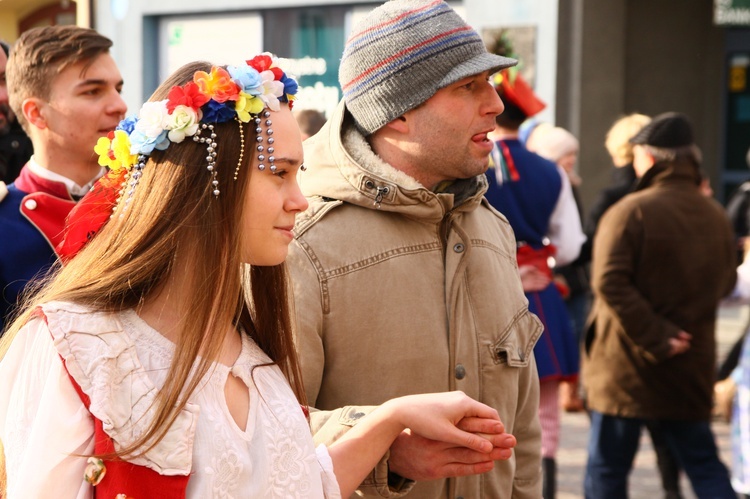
top-left (36, 52), bottom-right (126, 167)
top-left (0, 48), bottom-right (10, 134)
top-left (399, 71), bottom-right (504, 189)
top-left (632, 144), bottom-right (654, 178)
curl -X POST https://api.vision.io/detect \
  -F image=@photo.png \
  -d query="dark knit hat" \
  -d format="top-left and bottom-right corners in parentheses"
top-left (630, 112), bottom-right (694, 148)
top-left (339, 0), bottom-right (517, 135)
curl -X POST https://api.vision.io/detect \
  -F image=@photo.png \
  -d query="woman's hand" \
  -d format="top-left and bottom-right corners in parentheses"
top-left (380, 391), bottom-right (510, 454)
top-left (328, 391), bottom-right (515, 497)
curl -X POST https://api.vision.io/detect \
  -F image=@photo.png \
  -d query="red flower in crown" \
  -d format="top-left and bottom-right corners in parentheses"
top-left (246, 54), bottom-right (283, 80)
top-left (166, 82), bottom-right (209, 113)
top-left (247, 54), bottom-right (273, 72)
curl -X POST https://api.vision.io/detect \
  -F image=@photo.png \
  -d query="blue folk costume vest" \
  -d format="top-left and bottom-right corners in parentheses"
top-left (485, 139), bottom-right (578, 381)
top-left (0, 165), bottom-right (77, 331)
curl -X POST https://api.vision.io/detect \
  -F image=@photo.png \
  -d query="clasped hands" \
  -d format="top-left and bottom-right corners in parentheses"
top-left (383, 391), bottom-right (517, 482)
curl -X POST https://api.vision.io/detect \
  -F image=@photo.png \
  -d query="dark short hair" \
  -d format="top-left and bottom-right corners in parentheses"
top-left (294, 109), bottom-right (327, 138)
top-left (7, 25), bottom-right (113, 132)
top-left (494, 99), bottom-right (527, 130)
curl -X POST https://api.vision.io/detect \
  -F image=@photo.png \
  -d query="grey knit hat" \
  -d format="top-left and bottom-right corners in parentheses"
top-left (339, 0), bottom-right (517, 135)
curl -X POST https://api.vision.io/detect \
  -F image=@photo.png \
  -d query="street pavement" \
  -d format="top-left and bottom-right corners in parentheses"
top-left (555, 303), bottom-right (745, 498)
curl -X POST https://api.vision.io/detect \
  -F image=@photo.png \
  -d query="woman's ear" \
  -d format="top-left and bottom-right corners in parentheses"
top-left (22, 98), bottom-right (48, 130)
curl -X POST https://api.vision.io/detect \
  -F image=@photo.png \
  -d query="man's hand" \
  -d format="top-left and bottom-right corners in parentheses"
top-left (387, 422), bottom-right (516, 481)
top-left (667, 330), bottom-right (692, 357)
top-left (518, 265), bottom-right (551, 293)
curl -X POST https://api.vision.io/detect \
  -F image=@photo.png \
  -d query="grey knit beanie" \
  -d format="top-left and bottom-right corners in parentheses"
top-left (339, 0), bottom-right (517, 135)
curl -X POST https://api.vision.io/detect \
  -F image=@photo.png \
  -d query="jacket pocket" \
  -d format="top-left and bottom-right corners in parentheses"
top-left (337, 406), bottom-right (370, 426)
top-left (489, 309), bottom-right (543, 368)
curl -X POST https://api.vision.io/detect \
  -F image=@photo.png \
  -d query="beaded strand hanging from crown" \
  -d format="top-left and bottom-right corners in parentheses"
top-left (55, 54), bottom-right (298, 262)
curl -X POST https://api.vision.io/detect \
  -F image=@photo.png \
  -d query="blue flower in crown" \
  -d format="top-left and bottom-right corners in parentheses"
top-left (201, 100), bottom-right (237, 123)
top-left (281, 73), bottom-right (298, 98)
top-left (129, 129), bottom-right (169, 155)
top-left (116, 116), bottom-right (138, 135)
top-left (227, 64), bottom-right (263, 96)
top-left (201, 100), bottom-right (236, 123)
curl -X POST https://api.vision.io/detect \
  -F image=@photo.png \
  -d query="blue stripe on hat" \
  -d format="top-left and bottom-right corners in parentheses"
top-left (343, 2), bottom-right (451, 60)
top-left (343, 33), bottom-right (481, 101)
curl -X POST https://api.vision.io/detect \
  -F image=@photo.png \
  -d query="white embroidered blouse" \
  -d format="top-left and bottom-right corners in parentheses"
top-left (0, 301), bottom-right (341, 498)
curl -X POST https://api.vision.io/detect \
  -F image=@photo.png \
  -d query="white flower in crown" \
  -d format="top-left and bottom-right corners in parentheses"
top-left (258, 70), bottom-right (285, 112)
top-left (136, 100), bottom-right (170, 138)
top-left (166, 104), bottom-right (201, 143)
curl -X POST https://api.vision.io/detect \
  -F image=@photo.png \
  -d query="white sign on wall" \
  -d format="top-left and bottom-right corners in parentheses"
top-left (159, 14), bottom-right (263, 81)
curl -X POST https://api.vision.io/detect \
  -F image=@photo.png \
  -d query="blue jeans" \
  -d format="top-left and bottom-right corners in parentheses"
top-left (585, 410), bottom-right (736, 499)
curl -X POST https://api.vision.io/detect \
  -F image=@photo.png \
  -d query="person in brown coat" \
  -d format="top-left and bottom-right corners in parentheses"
top-left (582, 112), bottom-right (737, 499)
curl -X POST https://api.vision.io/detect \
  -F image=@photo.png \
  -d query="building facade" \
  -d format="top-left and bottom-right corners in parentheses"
top-left (1, 0), bottom-right (749, 206)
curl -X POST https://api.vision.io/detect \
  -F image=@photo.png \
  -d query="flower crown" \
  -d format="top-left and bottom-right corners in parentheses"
top-left (56, 55), bottom-right (298, 262)
top-left (94, 53), bottom-right (298, 185)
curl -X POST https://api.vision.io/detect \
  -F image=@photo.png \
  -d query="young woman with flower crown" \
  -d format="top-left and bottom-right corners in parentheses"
top-left (0, 55), bottom-right (514, 498)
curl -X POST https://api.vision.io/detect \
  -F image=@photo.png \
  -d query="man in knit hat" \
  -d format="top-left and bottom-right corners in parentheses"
top-left (286, 0), bottom-right (543, 497)
top-left (582, 112), bottom-right (737, 498)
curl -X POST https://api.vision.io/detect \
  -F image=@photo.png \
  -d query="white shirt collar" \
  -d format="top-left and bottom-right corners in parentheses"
top-left (27, 156), bottom-right (105, 197)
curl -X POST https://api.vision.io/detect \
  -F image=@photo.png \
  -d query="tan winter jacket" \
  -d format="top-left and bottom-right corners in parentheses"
top-left (287, 101), bottom-right (543, 499)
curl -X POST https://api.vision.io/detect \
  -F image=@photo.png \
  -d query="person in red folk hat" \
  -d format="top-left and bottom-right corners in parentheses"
top-left (0, 26), bottom-right (127, 333)
top-left (583, 112), bottom-right (737, 499)
top-left (0, 54), bottom-right (516, 499)
top-left (484, 70), bottom-right (585, 499)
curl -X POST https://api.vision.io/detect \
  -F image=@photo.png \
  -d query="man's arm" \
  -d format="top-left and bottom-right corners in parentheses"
top-left (508, 354), bottom-right (543, 497)
top-left (591, 205), bottom-right (680, 361)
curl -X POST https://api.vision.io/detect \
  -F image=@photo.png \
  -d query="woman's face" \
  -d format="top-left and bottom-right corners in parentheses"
top-left (241, 105), bottom-right (308, 265)
top-left (557, 152), bottom-right (578, 174)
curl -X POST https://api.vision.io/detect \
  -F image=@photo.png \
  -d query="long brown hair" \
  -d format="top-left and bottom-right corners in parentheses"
top-left (0, 61), bottom-right (307, 460)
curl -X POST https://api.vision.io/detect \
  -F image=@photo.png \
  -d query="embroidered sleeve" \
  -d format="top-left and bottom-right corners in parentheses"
top-left (315, 444), bottom-right (342, 499)
top-left (0, 317), bottom-right (95, 498)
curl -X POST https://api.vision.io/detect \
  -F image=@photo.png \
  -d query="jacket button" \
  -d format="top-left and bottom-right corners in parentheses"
top-left (455, 364), bottom-right (466, 380)
top-left (24, 199), bottom-right (37, 210)
top-left (453, 243), bottom-right (465, 253)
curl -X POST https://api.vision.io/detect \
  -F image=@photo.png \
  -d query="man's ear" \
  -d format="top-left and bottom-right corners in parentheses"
top-left (22, 97), bottom-right (47, 130)
top-left (383, 114), bottom-right (409, 134)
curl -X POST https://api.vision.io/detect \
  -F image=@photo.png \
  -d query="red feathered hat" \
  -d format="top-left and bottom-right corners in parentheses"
top-left (495, 70), bottom-right (546, 118)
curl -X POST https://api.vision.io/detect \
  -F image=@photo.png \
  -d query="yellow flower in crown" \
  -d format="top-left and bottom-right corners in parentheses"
top-left (94, 130), bottom-right (137, 172)
top-left (193, 67), bottom-right (240, 103)
top-left (234, 92), bottom-right (266, 122)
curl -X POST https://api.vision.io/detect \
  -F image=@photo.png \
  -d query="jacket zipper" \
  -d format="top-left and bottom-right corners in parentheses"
top-left (440, 210), bottom-right (455, 262)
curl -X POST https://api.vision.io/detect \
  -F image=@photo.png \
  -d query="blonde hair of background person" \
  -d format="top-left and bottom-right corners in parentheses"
top-left (0, 58), bottom-right (515, 498)
top-left (605, 113), bottom-right (651, 167)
